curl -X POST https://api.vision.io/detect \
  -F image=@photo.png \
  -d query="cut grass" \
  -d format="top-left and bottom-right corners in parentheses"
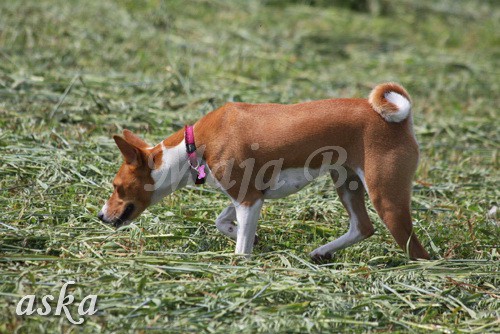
top-left (0, 0), bottom-right (499, 332)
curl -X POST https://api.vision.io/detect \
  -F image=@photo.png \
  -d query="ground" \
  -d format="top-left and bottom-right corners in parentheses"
top-left (0, 0), bottom-right (498, 333)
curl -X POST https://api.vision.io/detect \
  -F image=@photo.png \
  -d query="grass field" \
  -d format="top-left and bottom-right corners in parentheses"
top-left (0, 0), bottom-right (499, 332)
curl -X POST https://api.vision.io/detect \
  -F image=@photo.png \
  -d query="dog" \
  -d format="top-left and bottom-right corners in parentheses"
top-left (98, 82), bottom-right (430, 261)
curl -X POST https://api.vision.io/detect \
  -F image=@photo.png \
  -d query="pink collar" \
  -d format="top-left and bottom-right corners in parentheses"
top-left (184, 125), bottom-right (206, 185)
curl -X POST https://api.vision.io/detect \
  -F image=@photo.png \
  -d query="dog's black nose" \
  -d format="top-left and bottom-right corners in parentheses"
top-left (97, 211), bottom-right (105, 222)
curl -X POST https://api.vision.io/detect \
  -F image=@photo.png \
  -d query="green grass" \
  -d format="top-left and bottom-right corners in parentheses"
top-left (0, 0), bottom-right (499, 332)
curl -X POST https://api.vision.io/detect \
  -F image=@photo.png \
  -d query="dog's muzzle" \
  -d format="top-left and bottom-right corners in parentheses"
top-left (97, 211), bottom-right (105, 222)
top-left (97, 203), bottom-right (135, 227)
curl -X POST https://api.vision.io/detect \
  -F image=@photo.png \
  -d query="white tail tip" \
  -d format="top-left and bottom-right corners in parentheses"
top-left (369, 82), bottom-right (412, 123)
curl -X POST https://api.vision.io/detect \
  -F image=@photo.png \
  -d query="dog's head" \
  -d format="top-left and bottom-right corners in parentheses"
top-left (98, 130), bottom-right (160, 227)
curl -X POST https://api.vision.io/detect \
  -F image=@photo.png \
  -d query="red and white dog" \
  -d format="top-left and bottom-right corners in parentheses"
top-left (98, 82), bottom-right (430, 261)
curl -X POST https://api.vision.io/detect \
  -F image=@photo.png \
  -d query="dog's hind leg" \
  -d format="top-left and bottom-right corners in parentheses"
top-left (310, 168), bottom-right (374, 262)
top-left (364, 151), bottom-right (430, 260)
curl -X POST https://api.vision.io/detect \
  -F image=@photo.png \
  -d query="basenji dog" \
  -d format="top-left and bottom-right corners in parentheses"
top-left (98, 82), bottom-right (430, 261)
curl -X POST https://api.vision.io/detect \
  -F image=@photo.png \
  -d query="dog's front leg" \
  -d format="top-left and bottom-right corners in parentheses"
top-left (215, 205), bottom-right (237, 240)
top-left (215, 205), bottom-right (261, 245)
top-left (234, 199), bottom-right (263, 256)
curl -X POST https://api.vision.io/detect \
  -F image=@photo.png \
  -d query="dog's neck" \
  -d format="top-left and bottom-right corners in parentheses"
top-left (148, 131), bottom-right (193, 205)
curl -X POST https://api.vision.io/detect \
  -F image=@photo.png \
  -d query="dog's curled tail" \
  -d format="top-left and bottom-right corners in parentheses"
top-left (369, 82), bottom-right (412, 122)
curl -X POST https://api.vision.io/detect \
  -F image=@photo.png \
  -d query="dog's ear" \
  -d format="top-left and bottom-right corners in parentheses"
top-left (113, 135), bottom-right (142, 166)
top-left (123, 129), bottom-right (150, 149)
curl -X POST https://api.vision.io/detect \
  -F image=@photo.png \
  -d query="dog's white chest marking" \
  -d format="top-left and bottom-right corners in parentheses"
top-left (149, 141), bottom-right (190, 204)
top-left (263, 168), bottom-right (323, 199)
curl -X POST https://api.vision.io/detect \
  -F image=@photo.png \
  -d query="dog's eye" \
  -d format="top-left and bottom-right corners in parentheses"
top-left (116, 185), bottom-right (125, 197)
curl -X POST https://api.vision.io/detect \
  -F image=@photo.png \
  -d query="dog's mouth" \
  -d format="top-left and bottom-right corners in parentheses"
top-left (113, 203), bottom-right (135, 228)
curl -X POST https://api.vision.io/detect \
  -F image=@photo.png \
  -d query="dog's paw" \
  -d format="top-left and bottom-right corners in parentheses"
top-left (309, 250), bottom-right (332, 264)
